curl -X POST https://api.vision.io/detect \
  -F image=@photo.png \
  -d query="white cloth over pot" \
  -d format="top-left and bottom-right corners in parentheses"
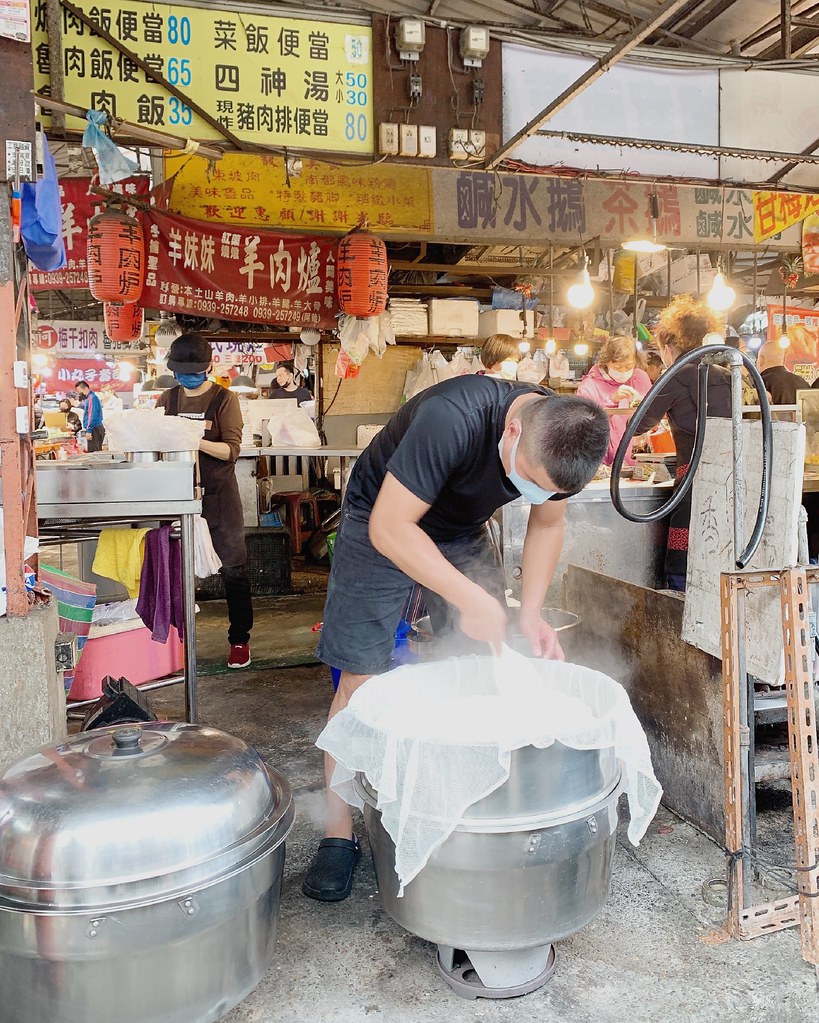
top-left (318, 650), bottom-right (662, 894)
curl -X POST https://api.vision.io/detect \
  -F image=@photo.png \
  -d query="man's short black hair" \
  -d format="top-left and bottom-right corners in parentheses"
top-left (520, 395), bottom-right (610, 493)
top-left (75, 380), bottom-right (90, 391)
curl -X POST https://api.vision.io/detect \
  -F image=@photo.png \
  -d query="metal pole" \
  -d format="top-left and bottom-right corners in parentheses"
top-left (730, 350), bottom-right (752, 902)
top-left (180, 512), bottom-right (198, 723)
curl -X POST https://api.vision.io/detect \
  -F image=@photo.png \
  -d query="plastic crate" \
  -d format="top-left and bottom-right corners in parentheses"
top-left (260, 510), bottom-right (284, 527)
top-left (196, 526), bottom-right (292, 599)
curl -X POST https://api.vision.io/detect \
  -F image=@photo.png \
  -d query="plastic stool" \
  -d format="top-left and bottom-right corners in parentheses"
top-left (279, 491), bottom-right (320, 554)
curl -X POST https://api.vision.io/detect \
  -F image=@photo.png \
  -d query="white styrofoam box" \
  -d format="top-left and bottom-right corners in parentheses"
top-left (477, 308), bottom-right (536, 339)
top-left (356, 424), bottom-right (384, 447)
top-left (428, 299), bottom-right (480, 338)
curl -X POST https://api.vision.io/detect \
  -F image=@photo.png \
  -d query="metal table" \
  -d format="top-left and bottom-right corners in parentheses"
top-left (32, 462), bottom-right (202, 722)
top-left (239, 446), bottom-right (364, 500)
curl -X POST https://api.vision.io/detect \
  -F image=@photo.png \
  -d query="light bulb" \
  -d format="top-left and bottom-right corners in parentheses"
top-left (518, 340), bottom-right (530, 354)
top-left (567, 268), bottom-right (594, 310)
top-left (622, 239), bottom-right (666, 254)
top-left (707, 271), bottom-right (735, 312)
top-left (574, 342), bottom-right (589, 356)
top-left (544, 338), bottom-right (557, 356)
top-left (32, 353), bottom-right (49, 369)
top-left (747, 336), bottom-right (762, 350)
top-left (779, 334), bottom-right (791, 349)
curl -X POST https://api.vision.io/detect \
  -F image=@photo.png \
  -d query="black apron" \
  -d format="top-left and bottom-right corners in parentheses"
top-left (165, 384), bottom-right (247, 568)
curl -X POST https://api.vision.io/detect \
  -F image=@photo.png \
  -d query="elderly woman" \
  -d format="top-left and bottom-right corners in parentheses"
top-left (636, 296), bottom-right (732, 591)
top-left (577, 335), bottom-right (651, 466)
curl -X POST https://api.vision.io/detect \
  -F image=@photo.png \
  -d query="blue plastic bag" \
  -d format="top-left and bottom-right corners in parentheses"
top-left (82, 110), bottom-right (139, 184)
top-left (20, 134), bottom-right (66, 272)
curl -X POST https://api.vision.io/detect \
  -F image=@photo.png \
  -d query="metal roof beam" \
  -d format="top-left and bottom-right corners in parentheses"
top-left (485, 0), bottom-right (699, 170)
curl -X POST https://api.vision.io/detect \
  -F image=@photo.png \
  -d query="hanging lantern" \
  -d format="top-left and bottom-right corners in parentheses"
top-left (104, 301), bottom-right (144, 344)
top-left (336, 228), bottom-right (388, 318)
top-left (87, 209), bottom-right (145, 303)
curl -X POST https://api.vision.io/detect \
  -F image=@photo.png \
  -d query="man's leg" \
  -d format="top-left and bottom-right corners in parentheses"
top-left (87, 425), bottom-right (104, 452)
top-left (221, 563), bottom-right (253, 642)
top-left (323, 671), bottom-right (371, 840)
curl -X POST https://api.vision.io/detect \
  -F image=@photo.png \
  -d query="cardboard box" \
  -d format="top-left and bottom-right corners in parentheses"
top-left (428, 299), bottom-right (480, 337)
top-left (477, 308), bottom-right (536, 339)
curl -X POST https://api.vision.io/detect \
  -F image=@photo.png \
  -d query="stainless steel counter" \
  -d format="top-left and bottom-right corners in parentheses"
top-left (500, 479), bottom-right (672, 604)
top-left (16, 462), bottom-right (201, 723)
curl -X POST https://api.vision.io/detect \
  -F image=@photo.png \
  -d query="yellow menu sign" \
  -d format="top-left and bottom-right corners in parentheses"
top-left (31, 0), bottom-right (373, 152)
top-left (164, 152), bottom-right (434, 235)
top-left (753, 189), bottom-right (819, 243)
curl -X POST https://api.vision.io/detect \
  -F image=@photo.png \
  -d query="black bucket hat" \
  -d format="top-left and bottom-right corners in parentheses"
top-left (166, 333), bottom-right (213, 373)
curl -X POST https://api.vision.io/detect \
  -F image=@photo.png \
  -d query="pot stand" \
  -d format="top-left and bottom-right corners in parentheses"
top-left (436, 944), bottom-right (556, 1000)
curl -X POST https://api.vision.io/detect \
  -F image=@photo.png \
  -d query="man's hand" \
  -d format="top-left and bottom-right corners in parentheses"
top-left (457, 584), bottom-right (507, 655)
top-left (519, 611), bottom-right (564, 660)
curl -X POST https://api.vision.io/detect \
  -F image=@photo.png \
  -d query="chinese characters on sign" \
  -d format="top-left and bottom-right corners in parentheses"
top-left (210, 341), bottom-right (293, 366)
top-left (32, 1), bottom-right (373, 152)
top-left (164, 152), bottom-right (434, 234)
top-left (1, 0), bottom-right (30, 40)
top-left (35, 320), bottom-right (138, 354)
top-left (28, 176), bottom-right (150, 289)
top-left (140, 211), bottom-right (338, 327)
top-left (753, 191), bottom-right (819, 243)
top-left (766, 304), bottom-right (819, 373)
top-left (51, 357), bottom-right (133, 391)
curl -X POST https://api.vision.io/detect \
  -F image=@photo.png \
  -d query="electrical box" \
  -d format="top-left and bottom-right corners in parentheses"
top-left (468, 130), bottom-right (486, 159)
top-left (399, 124), bottom-right (419, 158)
top-left (396, 18), bottom-right (425, 60)
top-left (378, 122), bottom-right (399, 156)
top-left (418, 125), bottom-right (437, 159)
top-left (408, 73), bottom-right (422, 101)
top-left (448, 128), bottom-right (470, 161)
top-left (460, 25), bottom-right (491, 67)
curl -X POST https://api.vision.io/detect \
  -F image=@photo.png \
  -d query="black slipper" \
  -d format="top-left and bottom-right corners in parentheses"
top-left (302, 837), bottom-right (361, 902)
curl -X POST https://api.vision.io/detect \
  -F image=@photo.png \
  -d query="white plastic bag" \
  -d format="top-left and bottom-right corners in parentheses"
top-left (194, 515), bottom-right (222, 578)
top-left (105, 408), bottom-right (205, 453)
top-left (264, 406), bottom-right (321, 447)
top-left (319, 650), bottom-right (662, 894)
top-left (449, 350), bottom-right (474, 376)
top-left (516, 354), bottom-right (544, 383)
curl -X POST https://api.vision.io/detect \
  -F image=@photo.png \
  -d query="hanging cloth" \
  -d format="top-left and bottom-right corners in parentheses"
top-left (20, 134), bottom-right (66, 272)
top-left (92, 527), bottom-right (150, 599)
top-left (136, 525), bottom-right (185, 643)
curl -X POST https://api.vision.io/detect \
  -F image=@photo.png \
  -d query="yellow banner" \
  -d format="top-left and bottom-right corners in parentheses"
top-left (164, 152), bottom-right (434, 234)
top-left (31, 0), bottom-right (373, 152)
top-left (753, 189), bottom-right (819, 243)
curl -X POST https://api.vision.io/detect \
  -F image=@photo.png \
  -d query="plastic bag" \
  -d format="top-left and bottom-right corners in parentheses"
top-left (449, 350), bottom-right (474, 376)
top-left (194, 515), bottom-right (222, 578)
top-left (105, 408), bottom-right (205, 452)
top-left (82, 110), bottom-right (139, 184)
top-left (20, 135), bottom-right (66, 272)
top-left (264, 406), bottom-right (321, 447)
top-left (516, 354), bottom-right (544, 383)
top-left (429, 350), bottom-right (454, 384)
top-left (319, 649), bottom-right (662, 894)
top-left (550, 350), bottom-right (571, 380)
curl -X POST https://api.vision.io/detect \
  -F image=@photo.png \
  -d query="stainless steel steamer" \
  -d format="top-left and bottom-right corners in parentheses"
top-left (0, 723), bottom-right (294, 1023)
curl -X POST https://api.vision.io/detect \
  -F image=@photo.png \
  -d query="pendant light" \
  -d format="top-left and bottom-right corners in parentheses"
top-left (707, 264), bottom-right (735, 313)
top-left (567, 256), bottom-right (594, 310)
top-left (623, 193), bottom-right (666, 254)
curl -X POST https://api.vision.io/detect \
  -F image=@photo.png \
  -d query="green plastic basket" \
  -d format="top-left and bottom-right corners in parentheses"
top-left (326, 531), bottom-right (337, 564)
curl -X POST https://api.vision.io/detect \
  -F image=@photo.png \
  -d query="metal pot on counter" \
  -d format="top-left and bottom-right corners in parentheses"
top-left (0, 722), bottom-right (295, 1023)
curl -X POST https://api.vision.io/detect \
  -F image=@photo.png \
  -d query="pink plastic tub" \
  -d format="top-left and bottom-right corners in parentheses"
top-left (68, 620), bottom-right (184, 701)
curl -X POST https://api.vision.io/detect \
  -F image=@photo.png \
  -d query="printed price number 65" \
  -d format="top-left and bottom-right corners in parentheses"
top-left (167, 57), bottom-right (191, 86)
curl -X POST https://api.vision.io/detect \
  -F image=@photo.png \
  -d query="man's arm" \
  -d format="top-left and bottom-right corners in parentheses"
top-left (518, 498), bottom-right (566, 658)
top-left (369, 472), bottom-right (507, 653)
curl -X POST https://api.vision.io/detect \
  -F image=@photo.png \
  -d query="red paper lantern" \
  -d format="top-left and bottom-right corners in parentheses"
top-left (87, 209), bottom-right (145, 303)
top-left (104, 301), bottom-right (144, 343)
top-left (336, 228), bottom-right (388, 318)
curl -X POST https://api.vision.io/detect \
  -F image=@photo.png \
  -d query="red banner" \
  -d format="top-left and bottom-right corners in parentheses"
top-left (141, 211), bottom-right (338, 328)
top-left (29, 176), bottom-right (151, 290)
top-left (49, 358), bottom-right (133, 392)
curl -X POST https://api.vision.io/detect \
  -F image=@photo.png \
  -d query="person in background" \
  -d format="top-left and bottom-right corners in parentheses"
top-left (75, 380), bottom-right (105, 452)
top-left (642, 349), bottom-right (665, 384)
top-left (158, 333), bottom-right (254, 669)
top-left (576, 335), bottom-right (652, 466)
top-left (635, 296), bottom-right (731, 592)
top-left (479, 334), bottom-right (520, 378)
top-left (100, 383), bottom-right (124, 413)
top-left (59, 398), bottom-right (83, 435)
top-left (269, 362), bottom-right (312, 404)
top-left (757, 340), bottom-right (806, 405)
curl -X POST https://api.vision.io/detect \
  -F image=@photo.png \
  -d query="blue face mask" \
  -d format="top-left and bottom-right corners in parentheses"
top-left (174, 371), bottom-right (208, 390)
top-left (498, 434), bottom-right (555, 505)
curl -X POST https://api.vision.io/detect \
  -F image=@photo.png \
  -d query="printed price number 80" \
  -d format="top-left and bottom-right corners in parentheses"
top-left (345, 113), bottom-right (367, 142)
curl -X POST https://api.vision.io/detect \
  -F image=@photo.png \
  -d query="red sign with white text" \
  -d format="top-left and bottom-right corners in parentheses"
top-left (50, 358), bottom-right (133, 392)
top-left (29, 176), bottom-right (151, 289)
top-left (140, 211), bottom-right (337, 328)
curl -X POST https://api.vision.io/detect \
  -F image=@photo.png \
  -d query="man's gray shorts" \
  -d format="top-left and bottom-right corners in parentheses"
top-left (316, 509), bottom-right (506, 676)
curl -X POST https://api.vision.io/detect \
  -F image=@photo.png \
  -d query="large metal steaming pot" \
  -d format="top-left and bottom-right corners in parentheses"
top-left (0, 722), bottom-right (294, 1023)
top-left (357, 741), bottom-right (620, 997)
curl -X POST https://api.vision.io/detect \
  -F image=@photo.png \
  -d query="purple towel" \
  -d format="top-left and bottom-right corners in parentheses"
top-left (136, 525), bottom-right (185, 642)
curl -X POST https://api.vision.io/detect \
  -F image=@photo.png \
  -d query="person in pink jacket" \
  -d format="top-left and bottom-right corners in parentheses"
top-left (577, 335), bottom-right (652, 466)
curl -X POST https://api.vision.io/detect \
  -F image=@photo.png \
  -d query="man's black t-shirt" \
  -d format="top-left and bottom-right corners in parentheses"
top-left (269, 385), bottom-right (313, 403)
top-left (761, 365), bottom-right (805, 406)
top-left (345, 375), bottom-right (570, 542)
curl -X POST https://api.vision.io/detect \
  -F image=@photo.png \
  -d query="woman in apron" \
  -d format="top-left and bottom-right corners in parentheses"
top-left (159, 333), bottom-right (253, 668)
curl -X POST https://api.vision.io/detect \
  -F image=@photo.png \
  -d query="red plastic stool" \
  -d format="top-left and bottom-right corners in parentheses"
top-left (279, 491), bottom-right (320, 554)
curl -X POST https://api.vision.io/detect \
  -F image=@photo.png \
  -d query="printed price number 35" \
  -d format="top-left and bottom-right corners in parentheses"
top-left (344, 72), bottom-right (368, 142)
top-left (169, 96), bottom-right (192, 126)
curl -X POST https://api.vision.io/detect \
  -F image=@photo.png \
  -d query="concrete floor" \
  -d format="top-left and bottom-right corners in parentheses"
top-left (146, 589), bottom-right (819, 1023)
